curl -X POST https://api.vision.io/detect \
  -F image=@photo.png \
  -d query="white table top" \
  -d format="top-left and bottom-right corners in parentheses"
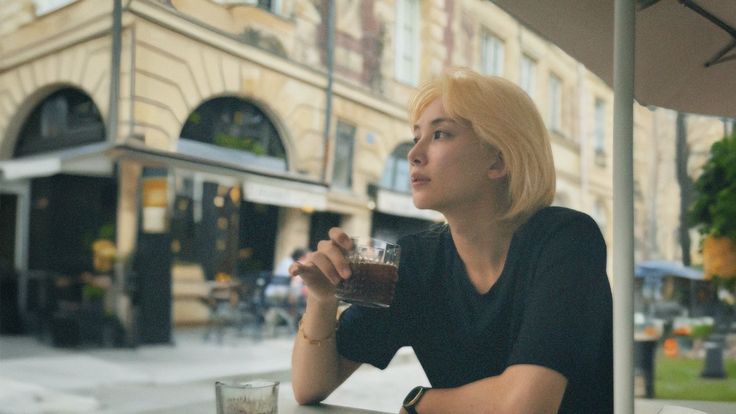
top-left (278, 384), bottom-right (391, 414)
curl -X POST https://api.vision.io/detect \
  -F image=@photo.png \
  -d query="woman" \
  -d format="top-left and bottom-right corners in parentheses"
top-left (290, 67), bottom-right (613, 414)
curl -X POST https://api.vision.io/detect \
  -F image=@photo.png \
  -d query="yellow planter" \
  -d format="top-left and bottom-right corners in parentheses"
top-left (703, 235), bottom-right (736, 280)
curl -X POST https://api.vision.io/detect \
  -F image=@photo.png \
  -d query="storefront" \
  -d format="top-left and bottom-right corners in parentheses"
top-left (0, 87), bottom-right (120, 346)
top-left (0, 86), bottom-right (334, 344)
top-left (0, 0), bottom-right (415, 347)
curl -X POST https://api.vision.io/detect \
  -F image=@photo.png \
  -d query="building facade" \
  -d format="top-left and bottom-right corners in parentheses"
top-left (0, 0), bottom-right (725, 344)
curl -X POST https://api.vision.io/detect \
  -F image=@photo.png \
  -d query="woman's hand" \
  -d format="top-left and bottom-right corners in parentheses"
top-left (289, 227), bottom-right (354, 303)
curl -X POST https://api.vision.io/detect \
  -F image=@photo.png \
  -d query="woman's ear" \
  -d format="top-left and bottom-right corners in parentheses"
top-left (487, 152), bottom-right (508, 179)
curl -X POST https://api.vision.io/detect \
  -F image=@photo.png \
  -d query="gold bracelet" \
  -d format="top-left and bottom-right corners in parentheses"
top-left (298, 318), bottom-right (338, 346)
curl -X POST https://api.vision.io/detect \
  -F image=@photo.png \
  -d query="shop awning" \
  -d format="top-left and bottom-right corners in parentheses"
top-left (106, 142), bottom-right (328, 211)
top-left (375, 188), bottom-right (444, 222)
top-left (0, 142), bottom-right (114, 181)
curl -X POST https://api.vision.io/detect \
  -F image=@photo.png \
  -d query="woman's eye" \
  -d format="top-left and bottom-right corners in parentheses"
top-left (412, 136), bottom-right (420, 145)
top-left (433, 130), bottom-right (448, 139)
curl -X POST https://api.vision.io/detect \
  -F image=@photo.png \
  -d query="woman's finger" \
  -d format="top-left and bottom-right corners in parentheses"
top-left (308, 251), bottom-right (343, 285)
top-left (328, 227), bottom-right (354, 252)
top-left (317, 239), bottom-right (351, 279)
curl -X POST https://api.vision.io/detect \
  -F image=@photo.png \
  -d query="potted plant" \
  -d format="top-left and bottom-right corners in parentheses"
top-left (688, 131), bottom-right (736, 378)
top-left (689, 132), bottom-right (736, 280)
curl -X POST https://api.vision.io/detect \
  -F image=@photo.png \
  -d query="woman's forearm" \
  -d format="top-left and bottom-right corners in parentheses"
top-left (291, 295), bottom-right (353, 404)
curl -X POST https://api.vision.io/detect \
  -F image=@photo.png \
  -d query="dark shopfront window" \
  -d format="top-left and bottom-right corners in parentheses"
top-left (170, 175), bottom-right (277, 282)
top-left (14, 88), bottom-right (105, 157)
top-left (28, 175), bottom-right (118, 275)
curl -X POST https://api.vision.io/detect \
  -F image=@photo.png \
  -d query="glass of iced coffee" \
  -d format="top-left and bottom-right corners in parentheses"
top-left (335, 237), bottom-right (400, 308)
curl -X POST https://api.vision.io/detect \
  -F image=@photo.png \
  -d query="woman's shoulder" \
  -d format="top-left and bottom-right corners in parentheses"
top-left (395, 223), bottom-right (449, 265)
top-left (525, 206), bottom-right (599, 231)
top-left (397, 222), bottom-right (448, 246)
top-left (519, 206), bottom-right (604, 247)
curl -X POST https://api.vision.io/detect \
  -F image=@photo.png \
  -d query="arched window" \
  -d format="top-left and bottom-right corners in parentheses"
top-left (180, 97), bottom-right (286, 171)
top-left (379, 142), bottom-right (412, 193)
top-left (14, 88), bottom-right (105, 157)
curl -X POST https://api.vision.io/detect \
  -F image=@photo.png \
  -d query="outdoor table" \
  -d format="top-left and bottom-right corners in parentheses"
top-left (277, 384), bottom-right (392, 414)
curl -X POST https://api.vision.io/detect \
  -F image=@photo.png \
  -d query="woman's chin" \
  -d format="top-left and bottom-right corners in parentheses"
top-left (410, 197), bottom-right (433, 211)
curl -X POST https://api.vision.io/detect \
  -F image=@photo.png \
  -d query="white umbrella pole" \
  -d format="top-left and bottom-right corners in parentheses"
top-left (613, 1), bottom-right (636, 413)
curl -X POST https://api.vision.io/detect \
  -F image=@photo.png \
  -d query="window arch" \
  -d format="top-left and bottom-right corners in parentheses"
top-left (180, 97), bottom-right (287, 170)
top-left (14, 87), bottom-right (105, 157)
top-left (379, 142), bottom-right (412, 193)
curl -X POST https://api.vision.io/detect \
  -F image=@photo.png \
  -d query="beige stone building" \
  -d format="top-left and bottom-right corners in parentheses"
top-left (0, 0), bottom-right (726, 343)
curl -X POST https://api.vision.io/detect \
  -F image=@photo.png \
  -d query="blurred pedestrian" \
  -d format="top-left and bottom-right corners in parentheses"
top-left (290, 68), bottom-right (612, 414)
top-left (267, 248), bottom-right (308, 310)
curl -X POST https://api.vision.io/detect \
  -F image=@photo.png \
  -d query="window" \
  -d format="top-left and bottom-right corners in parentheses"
top-left (213, 0), bottom-right (284, 15)
top-left (481, 32), bottom-right (505, 76)
top-left (519, 54), bottom-right (536, 97)
top-left (179, 97), bottom-right (287, 171)
top-left (33, 0), bottom-right (75, 16)
top-left (594, 98), bottom-right (606, 155)
top-left (379, 142), bottom-right (412, 193)
top-left (14, 88), bottom-right (105, 157)
top-left (548, 74), bottom-right (563, 133)
top-left (395, 0), bottom-right (421, 85)
top-left (257, 0), bottom-right (283, 14)
top-left (332, 121), bottom-right (356, 189)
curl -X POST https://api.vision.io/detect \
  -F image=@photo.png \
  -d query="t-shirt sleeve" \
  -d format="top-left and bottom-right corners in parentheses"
top-left (335, 236), bottom-right (417, 369)
top-left (507, 214), bottom-right (612, 381)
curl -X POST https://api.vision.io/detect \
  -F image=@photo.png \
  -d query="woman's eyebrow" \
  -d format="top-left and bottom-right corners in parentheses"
top-left (412, 117), bottom-right (456, 131)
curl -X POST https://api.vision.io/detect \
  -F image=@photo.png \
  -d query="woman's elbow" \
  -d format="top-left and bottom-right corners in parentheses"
top-left (292, 383), bottom-right (329, 406)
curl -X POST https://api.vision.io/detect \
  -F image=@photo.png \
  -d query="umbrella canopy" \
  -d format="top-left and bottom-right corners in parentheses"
top-left (490, 0), bottom-right (736, 118)
top-left (635, 260), bottom-right (704, 280)
top-left (489, 0), bottom-right (735, 412)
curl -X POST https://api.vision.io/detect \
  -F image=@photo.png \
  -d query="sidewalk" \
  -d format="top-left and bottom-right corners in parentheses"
top-left (1, 328), bottom-right (736, 413)
top-left (0, 327), bottom-right (423, 413)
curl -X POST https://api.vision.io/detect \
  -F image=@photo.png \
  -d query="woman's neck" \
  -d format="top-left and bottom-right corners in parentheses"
top-left (445, 212), bottom-right (521, 293)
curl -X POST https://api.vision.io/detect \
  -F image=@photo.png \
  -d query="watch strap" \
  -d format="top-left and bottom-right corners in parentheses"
top-left (403, 386), bottom-right (428, 414)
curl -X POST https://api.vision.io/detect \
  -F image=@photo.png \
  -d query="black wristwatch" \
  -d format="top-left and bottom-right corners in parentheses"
top-left (402, 386), bottom-right (429, 414)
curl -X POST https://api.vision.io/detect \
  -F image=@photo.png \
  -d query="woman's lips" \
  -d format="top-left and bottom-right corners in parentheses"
top-left (411, 174), bottom-right (430, 187)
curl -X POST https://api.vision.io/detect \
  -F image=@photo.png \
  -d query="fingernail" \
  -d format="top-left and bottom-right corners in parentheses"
top-left (340, 267), bottom-right (351, 278)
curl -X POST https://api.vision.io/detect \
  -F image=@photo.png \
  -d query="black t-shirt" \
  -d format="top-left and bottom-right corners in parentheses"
top-left (336, 207), bottom-right (613, 414)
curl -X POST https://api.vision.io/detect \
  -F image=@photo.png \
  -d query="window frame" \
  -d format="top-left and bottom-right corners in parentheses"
top-left (594, 98), bottom-right (606, 156)
top-left (519, 54), bottom-right (536, 97)
top-left (394, 0), bottom-right (421, 85)
top-left (379, 142), bottom-right (413, 193)
top-left (331, 120), bottom-right (357, 190)
top-left (480, 30), bottom-right (505, 76)
top-left (548, 73), bottom-right (563, 134)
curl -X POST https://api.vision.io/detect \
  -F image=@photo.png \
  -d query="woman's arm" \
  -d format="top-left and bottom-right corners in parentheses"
top-left (289, 228), bottom-right (362, 404)
top-left (291, 295), bottom-right (361, 404)
top-left (406, 364), bottom-right (567, 414)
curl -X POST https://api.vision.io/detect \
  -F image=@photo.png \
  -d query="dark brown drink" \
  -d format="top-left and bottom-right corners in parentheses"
top-left (336, 262), bottom-right (399, 308)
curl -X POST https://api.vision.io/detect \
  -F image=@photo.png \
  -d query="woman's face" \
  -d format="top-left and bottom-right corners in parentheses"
top-left (408, 98), bottom-right (502, 215)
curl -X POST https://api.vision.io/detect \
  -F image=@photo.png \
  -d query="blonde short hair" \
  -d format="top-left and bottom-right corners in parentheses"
top-left (409, 67), bottom-right (556, 221)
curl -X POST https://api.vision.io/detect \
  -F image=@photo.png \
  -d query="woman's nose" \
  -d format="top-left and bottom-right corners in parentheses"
top-left (407, 142), bottom-right (424, 166)
top-left (407, 135), bottom-right (428, 166)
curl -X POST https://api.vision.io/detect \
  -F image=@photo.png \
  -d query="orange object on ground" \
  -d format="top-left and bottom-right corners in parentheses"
top-left (663, 337), bottom-right (678, 358)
